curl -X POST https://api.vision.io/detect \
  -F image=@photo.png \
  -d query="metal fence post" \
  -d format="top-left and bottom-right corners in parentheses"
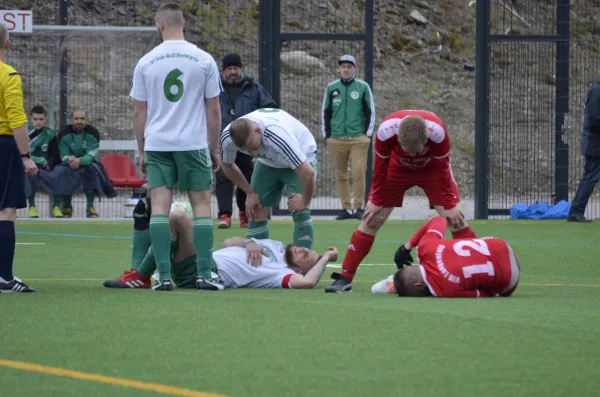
top-left (555, 0), bottom-right (571, 203)
top-left (474, 0), bottom-right (490, 219)
top-left (363, 0), bottom-right (374, 207)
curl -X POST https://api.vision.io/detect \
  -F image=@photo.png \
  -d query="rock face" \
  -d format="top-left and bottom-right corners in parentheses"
top-left (4, 0), bottom-right (597, 200)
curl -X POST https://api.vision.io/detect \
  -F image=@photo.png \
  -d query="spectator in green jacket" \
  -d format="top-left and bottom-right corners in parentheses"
top-left (322, 54), bottom-right (376, 220)
top-left (57, 108), bottom-right (100, 218)
top-left (26, 105), bottom-right (62, 218)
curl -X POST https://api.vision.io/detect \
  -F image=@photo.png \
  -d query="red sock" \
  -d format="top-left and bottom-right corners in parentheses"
top-left (452, 226), bottom-right (476, 239)
top-left (341, 230), bottom-right (375, 282)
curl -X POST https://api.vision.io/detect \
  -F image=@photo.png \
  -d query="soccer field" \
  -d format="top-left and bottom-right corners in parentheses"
top-left (2, 220), bottom-right (600, 397)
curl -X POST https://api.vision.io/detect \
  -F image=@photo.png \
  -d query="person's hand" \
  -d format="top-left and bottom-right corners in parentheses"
top-left (246, 240), bottom-right (267, 267)
top-left (23, 158), bottom-right (38, 176)
top-left (287, 193), bottom-right (307, 213)
top-left (444, 207), bottom-right (465, 229)
top-left (363, 200), bottom-right (383, 225)
top-left (138, 154), bottom-right (146, 179)
top-left (394, 244), bottom-right (414, 269)
top-left (43, 162), bottom-right (50, 171)
top-left (210, 153), bottom-right (221, 175)
top-left (324, 246), bottom-right (338, 262)
top-left (245, 192), bottom-right (262, 220)
top-left (69, 157), bottom-right (81, 169)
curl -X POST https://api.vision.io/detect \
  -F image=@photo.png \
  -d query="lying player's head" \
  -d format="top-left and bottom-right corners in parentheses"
top-left (155, 2), bottom-right (185, 39)
top-left (285, 244), bottom-right (319, 274)
top-left (393, 266), bottom-right (429, 297)
top-left (0, 23), bottom-right (9, 51)
top-left (230, 118), bottom-right (261, 153)
top-left (398, 116), bottom-right (428, 155)
top-left (30, 105), bottom-right (47, 130)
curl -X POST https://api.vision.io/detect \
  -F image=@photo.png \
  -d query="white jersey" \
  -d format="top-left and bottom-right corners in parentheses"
top-left (220, 108), bottom-right (317, 169)
top-left (130, 40), bottom-right (222, 152)
top-left (213, 239), bottom-right (296, 289)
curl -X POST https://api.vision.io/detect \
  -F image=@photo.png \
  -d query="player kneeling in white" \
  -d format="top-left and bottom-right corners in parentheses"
top-left (104, 197), bottom-right (337, 290)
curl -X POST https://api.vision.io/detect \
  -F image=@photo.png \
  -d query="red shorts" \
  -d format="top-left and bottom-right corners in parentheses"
top-left (374, 166), bottom-right (460, 210)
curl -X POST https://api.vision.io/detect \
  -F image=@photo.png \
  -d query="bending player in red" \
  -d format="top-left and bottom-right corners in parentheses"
top-left (325, 110), bottom-right (473, 293)
top-left (371, 216), bottom-right (520, 297)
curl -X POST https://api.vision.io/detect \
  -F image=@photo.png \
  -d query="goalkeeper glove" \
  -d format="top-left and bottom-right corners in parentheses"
top-left (394, 245), bottom-right (414, 269)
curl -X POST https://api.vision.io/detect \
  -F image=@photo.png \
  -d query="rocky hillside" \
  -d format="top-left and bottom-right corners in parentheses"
top-left (5, 0), bottom-right (600, 199)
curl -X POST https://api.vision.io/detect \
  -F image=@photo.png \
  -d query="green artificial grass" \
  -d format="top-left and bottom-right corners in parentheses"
top-left (2, 220), bottom-right (599, 397)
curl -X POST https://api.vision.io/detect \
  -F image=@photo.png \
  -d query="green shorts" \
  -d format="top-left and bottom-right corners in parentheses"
top-left (250, 156), bottom-right (318, 207)
top-left (144, 149), bottom-right (212, 193)
top-left (170, 255), bottom-right (197, 289)
top-left (170, 255), bottom-right (218, 289)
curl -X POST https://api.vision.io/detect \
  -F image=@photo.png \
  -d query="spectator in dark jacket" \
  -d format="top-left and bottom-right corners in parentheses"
top-left (216, 53), bottom-right (277, 229)
top-left (569, 81), bottom-right (600, 222)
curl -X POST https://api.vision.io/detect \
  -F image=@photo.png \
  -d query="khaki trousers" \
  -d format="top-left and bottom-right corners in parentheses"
top-left (326, 135), bottom-right (371, 210)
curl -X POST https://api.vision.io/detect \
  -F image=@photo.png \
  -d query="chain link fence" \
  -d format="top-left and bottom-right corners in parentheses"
top-left (485, 0), bottom-right (600, 219)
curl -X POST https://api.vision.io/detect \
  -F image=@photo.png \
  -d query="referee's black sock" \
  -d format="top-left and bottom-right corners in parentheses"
top-left (0, 220), bottom-right (15, 281)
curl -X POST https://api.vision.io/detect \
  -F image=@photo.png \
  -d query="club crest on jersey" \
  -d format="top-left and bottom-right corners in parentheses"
top-left (258, 243), bottom-right (277, 262)
top-left (350, 91), bottom-right (359, 100)
top-left (41, 144), bottom-right (48, 152)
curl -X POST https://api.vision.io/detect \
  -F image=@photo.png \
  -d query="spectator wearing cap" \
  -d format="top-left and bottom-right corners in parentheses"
top-left (216, 53), bottom-right (278, 229)
top-left (322, 54), bottom-right (375, 220)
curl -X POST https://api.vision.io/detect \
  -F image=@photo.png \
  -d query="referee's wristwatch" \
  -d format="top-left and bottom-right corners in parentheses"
top-left (21, 152), bottom-right (31, 159)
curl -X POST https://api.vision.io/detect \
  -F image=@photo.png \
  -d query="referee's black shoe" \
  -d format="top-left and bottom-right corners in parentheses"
top-left (0, 277), bottom-right (35, 293)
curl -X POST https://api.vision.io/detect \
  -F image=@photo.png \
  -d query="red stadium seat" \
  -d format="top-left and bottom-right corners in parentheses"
top-left (100, 154), bottom-right (145, 188)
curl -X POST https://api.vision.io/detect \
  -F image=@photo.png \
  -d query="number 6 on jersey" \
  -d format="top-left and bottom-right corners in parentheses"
top-left (164, 68), bottom-right (184, 102)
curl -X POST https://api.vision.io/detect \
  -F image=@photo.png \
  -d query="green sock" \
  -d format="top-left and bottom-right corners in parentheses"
top-left (149, 214), bottom-right (172, 282)
top-left (53, 196), bottom-right (61, 207)
top-left (131, 229), bottom-right (151, 270)
top-left (85, 191), bottom-right (95, 209)
top-left (170, 233), bottom-right (178, 254)
top-left (246, 220), bottom-right (269, 239)
top-left (292, 210), bottom-right (314, 249)
top-left (137, 247), bottom-right (158, 277)
top-left (27, 193), bottom-right (35, 207)
top-left (193, 217), bottom-right (214, 279)
top-left (62, 195), bottom-right (72, 209)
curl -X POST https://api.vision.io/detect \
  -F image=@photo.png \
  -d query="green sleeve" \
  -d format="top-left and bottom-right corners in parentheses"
top-left (59, 135), bottom-right (71, 163)
top-left (31, 155), bottom-right (46, 166)
top-left (80, 135), bottom-right (99, 166)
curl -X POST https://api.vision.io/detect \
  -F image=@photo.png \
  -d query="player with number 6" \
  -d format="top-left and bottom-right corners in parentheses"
top-left (371, 216), bottom-right (520, 298)
top-left (130, 2), bottom-right (223, 291)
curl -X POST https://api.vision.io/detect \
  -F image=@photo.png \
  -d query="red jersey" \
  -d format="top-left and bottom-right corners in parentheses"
top-left (370, 110), bottom-right (451, 205)
top-left (410, 217), bottom-right (520, 298)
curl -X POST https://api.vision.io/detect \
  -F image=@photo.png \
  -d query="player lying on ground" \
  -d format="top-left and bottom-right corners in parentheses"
top-left (220, 108), bottom-right (318, 250)
top-left (103, 198), bottom-right (337, 290)
top-left (325, 109), bottom-right (473, 293)
top-left (370, 216), bottom-right (520, 298)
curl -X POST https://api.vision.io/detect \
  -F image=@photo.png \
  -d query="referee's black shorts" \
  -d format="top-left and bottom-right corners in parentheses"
top-left (0, 135), bottom-right (26, 210)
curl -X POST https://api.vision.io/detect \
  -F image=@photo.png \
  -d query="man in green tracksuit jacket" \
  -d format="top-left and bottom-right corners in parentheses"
top-left (322, 54), bottom-right (376, 220)
top-left (58, 108), bottom-right (100, 218)
top-left (26, 105), bottom-right (62, 218)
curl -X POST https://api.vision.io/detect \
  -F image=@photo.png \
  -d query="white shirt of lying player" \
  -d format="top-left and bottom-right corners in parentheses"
top-left (130, 40), bottom-right (222, 152)
top-left (212, 239), bottom-right (296, 289)
top-left (220, 109), bottom-right (317, 169)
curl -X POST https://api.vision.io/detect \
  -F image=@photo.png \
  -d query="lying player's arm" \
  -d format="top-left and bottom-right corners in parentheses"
top-left (221, 162), bottom-right (255, 195)
top-left (406, 216), bottom-right (447, 249)
top-left (222, 237), bottom-right (254, 248)
top-left (133, 100), bottom-right (147, 154)
top-left (295, 162), bottom-right (315, 208)
top-left (288, 248), bottom-right (337, 289)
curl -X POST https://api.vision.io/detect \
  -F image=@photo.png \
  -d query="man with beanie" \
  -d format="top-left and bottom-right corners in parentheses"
top-left (216, 53), bottom-right (277, 229)
top-left (322, 54), bottom-right (375, 220)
